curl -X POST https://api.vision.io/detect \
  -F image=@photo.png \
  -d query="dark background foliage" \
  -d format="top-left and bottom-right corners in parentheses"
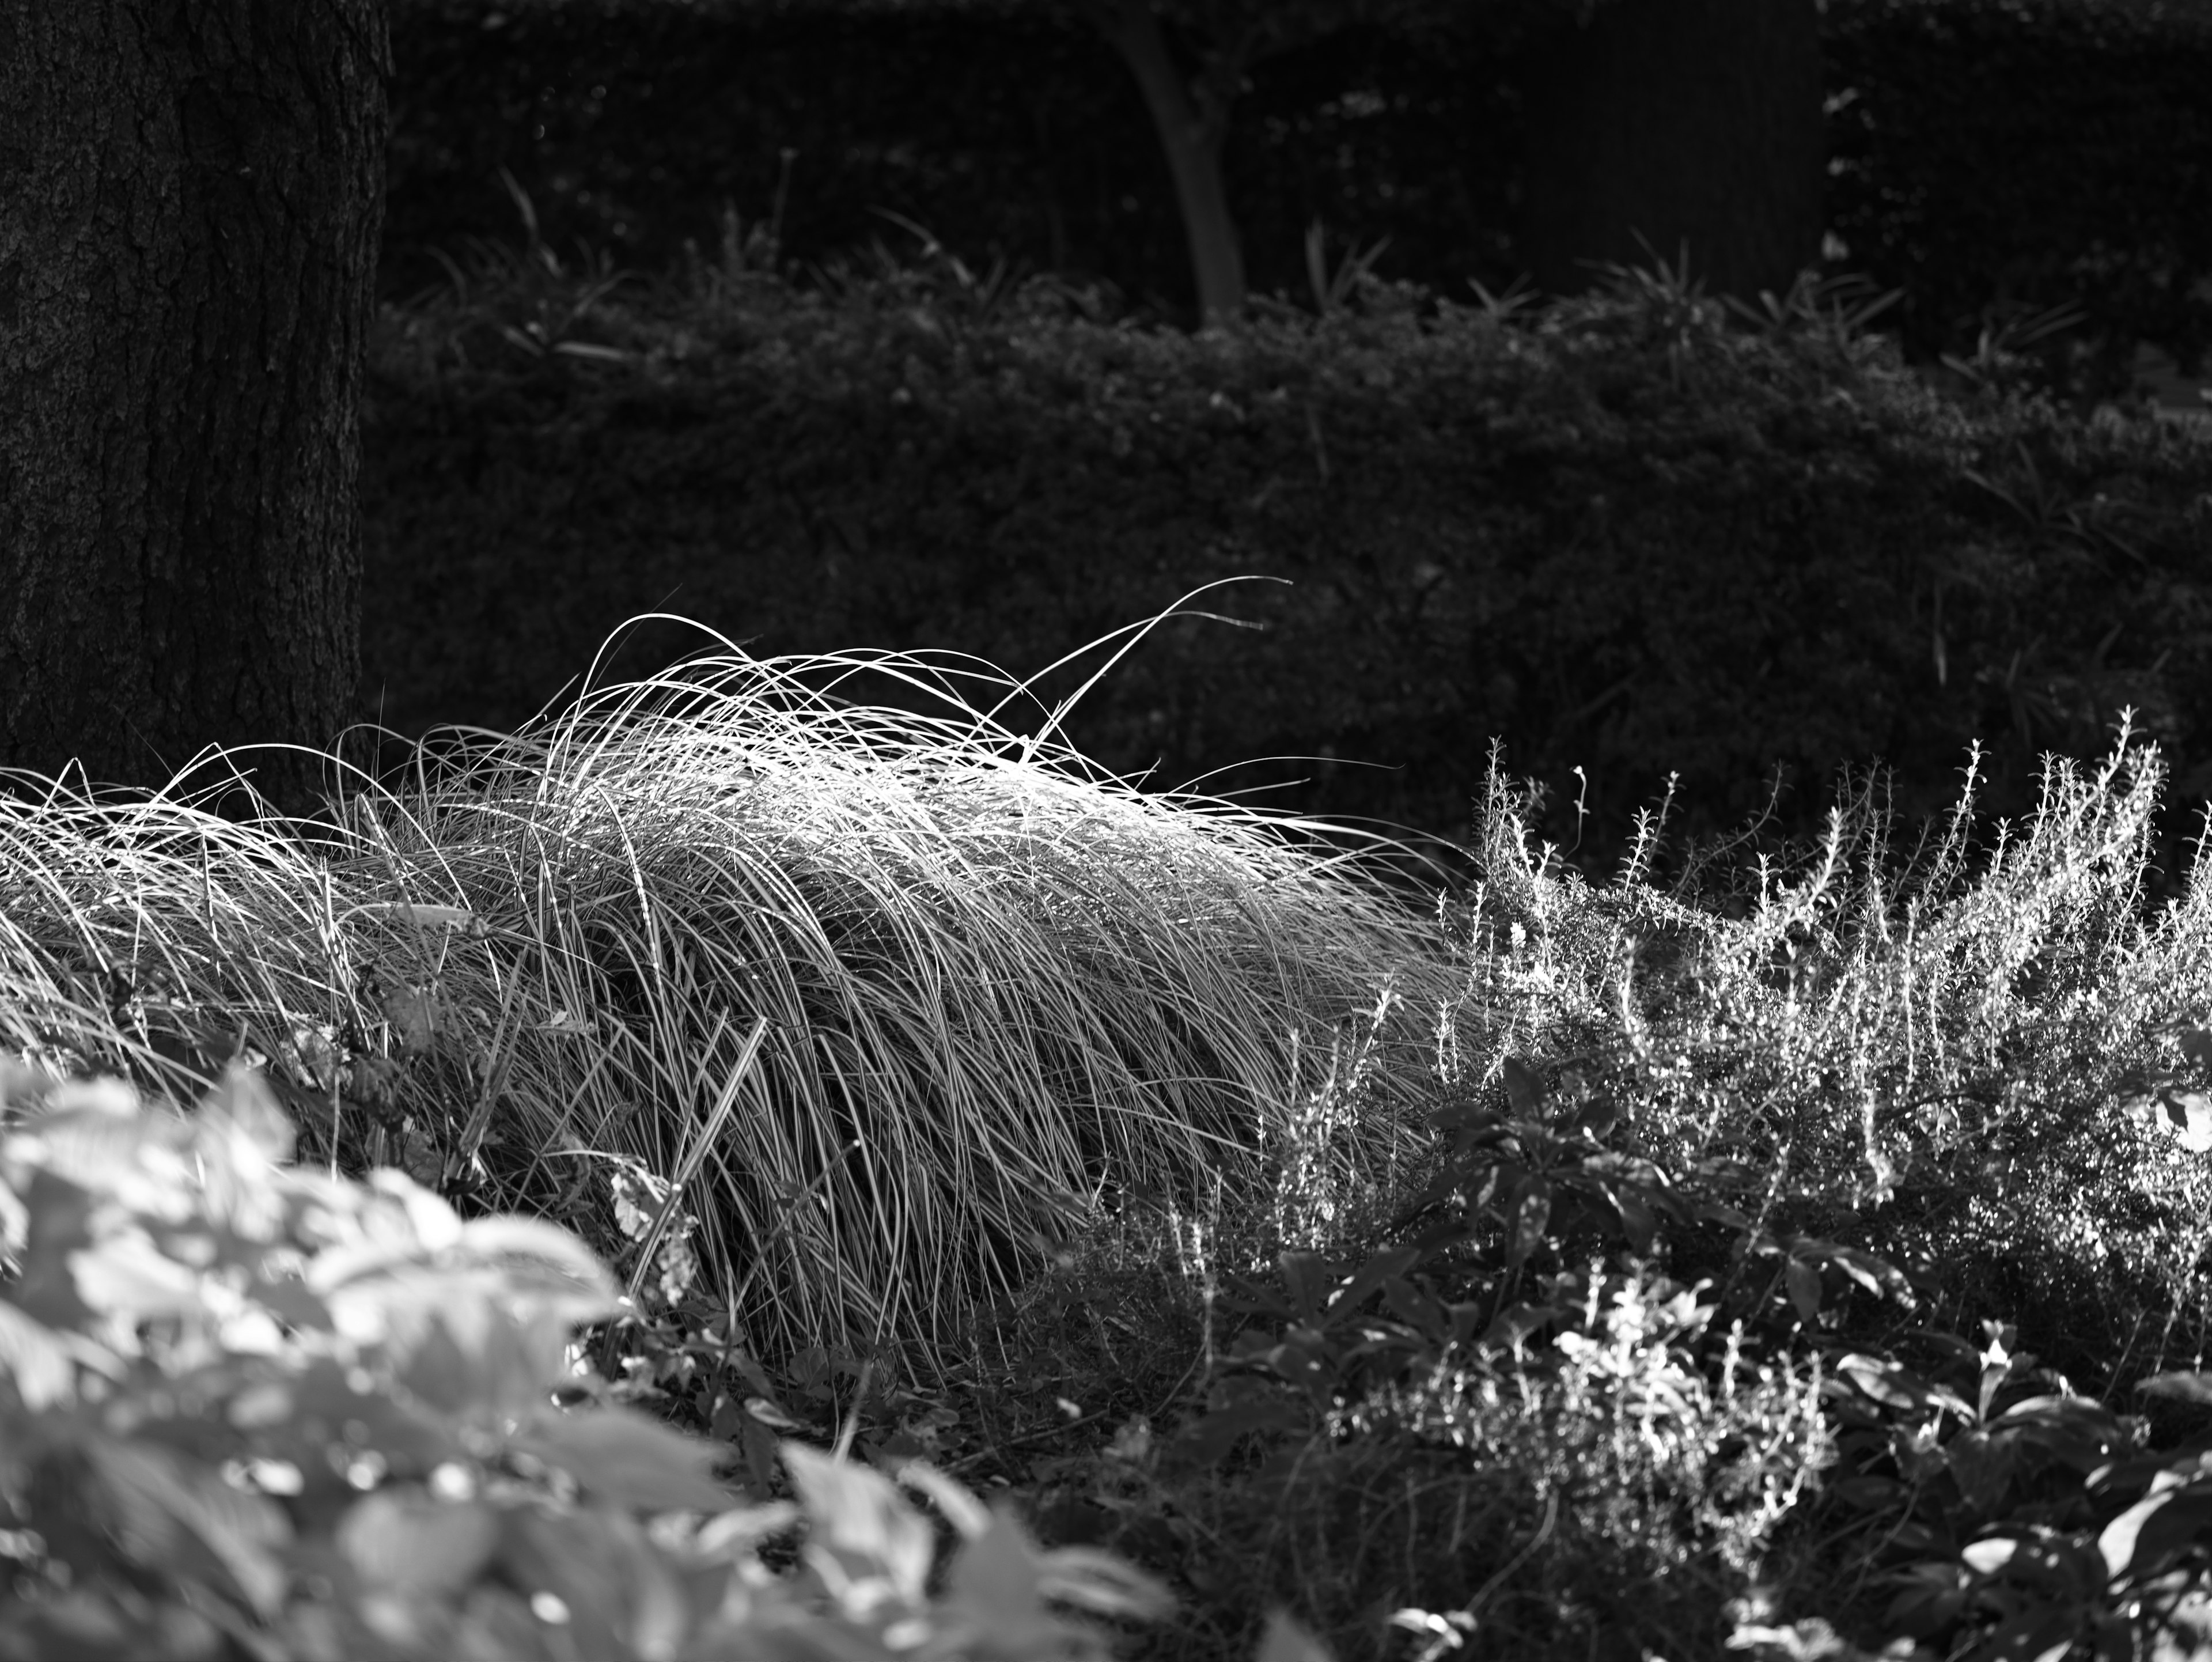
top-left (1823, 0), bottom-right (2212, 381)
top-left (361, 278), bottom-right (2212, 894)
top-left (381, 0), bottom-right (1533, 323)
top-left (365, 0), bottom-right (2212, 897)
top-left (382, 0), bottom-right (2212, 369)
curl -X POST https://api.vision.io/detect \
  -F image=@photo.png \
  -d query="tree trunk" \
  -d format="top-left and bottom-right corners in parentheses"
top-left (1078, 0), bottom-right (1248, 325)
top-left (0, 0), bottom-right (389, 813)
top-left (1516, 0), bottom-right (1825, 303)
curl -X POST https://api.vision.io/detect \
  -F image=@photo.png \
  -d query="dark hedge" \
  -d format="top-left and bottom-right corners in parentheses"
top-left (359, 258), bottom-right (2212, 895)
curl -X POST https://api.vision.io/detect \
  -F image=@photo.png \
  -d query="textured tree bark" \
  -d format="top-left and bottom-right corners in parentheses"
top-left (1516, 0), bottom-right (1825, 303)
top-left (1077, 0), bottom-right (1249, 325)
top-left (0, 0), bottom-right (389, 813)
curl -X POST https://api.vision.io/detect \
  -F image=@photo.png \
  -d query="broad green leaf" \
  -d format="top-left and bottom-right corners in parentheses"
top-left (381, 1290), bottom-right (569, 1426)
top-left (1835, 1354), bottom-right (1963, 1417)
top-left (512, 1409), bottom-right (734, 1513)
top-left (1946, 1428), bottom-right (2016, 1515)
top-left (1784, 1257), bottom-right (1823, 1324)
top-left (2100, 1489), bottom-right (2212, 1581)
top-left (1832, 1475), bottom-right (1904, 1511)
top-left (384, 1288), bottom-right (494, 1415)
top-left (450, 1585), bottom-right (546, 1660)
top-left (456, 1216), bottom-right (619, 1306)
top-left (287, 1354), bottom-right (464, 1476)
top-left (782, 1441), bottom-right (935, 1611)
top-left (942, 1506), bottom-right (1145, 1661)
top-left (193, 1067), bottom-right (296, 1173)
top-left (2138, 1372), bottom-right (2212, 1405)
top-left (252, 1277), bottom-right (333, 1336)
top-left (897, 1459), bottom-right (992, 1541)
top-left (1382, 1275), bottom-right (1448, 1339)
top-left (626, 1532), bottom-right (696, 1662)
top-left (1323, 1244), bottom-right (1422, 1326)
top-left (1821, 1243), bottom-right (1906, 1300)
top-left (1169, 1398), bottom-right (1307, 1471)
top-left (1256, 1608), bottom-right (1337, 1662)
top-left (692, 1501), bottom-right (804, 1562)
top-left (70, 1226), bottom-right (209, 1326)
top-left (944, 1506), bottom-right (1047, 1619)
top-left (1884, 1561), bottom-right (1969, 1638)
top-left (1613, 1187), bottom-right (1657, 1256)
top-left (1501, 1056), bottom-right (1546, 1117)
top-left (2177, 1027), bottom-right (2212, 1074)
top-left (0, 1299), bottom-right (113, 1409)
top-left (2090, 1608), bottom-right (2138, 1662)
top-left (1570, 1096), bottom-right (1622, 1141)
top-left (337, 1487), bottom-right (501, 1599)
top-left (1505, 1176), bottom-right (1551, 1271)
top-left (1991, 1397), bottom-right (2126, 1472)
top-left (309, 1241), bottom-right (435, 1305)
top-left (1478, 1303), bottom-right (1560, 1352)
top-left (1967, 1603), bottom-right (2079, 1662)
top-left (362, 1170), bottom-right (464, 1253)
top-left (475, 1301), bottom-right (579, 1423)
top-left (1033, 1540), bottom-right (1175, 1622)
top-left (1274, 1251), bottom-right (1329, 1324)
top-left (2158, 1088), bottom-right (2212, 1153)
top-left (89, 1440), bottom-right (291, 1621)
top-left (495, 1505), bottom-right (658, 1661)
top-left (29, 1089), bottom-right (164, 1192)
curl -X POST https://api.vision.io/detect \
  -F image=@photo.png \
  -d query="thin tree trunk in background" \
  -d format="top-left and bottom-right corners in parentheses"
top-left (1078, 0), bottom-right (1248, 325)
top-left (0, 0), bottom-right (389, 813)
top-left (1516, 0), bottom-right (1825, 302)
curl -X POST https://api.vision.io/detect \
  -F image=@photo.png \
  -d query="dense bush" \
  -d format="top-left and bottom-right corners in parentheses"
top-left (361, 244), bottom-right (2212, 888)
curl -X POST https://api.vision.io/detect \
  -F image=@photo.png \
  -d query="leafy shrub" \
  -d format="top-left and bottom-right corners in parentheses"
top-left (1025, 736), bottom-right (2212, 1660)
top-left (0, 1062), bottom-right (1174, 1660)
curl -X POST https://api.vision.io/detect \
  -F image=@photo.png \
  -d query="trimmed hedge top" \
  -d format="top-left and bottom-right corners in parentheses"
top-left (362, 251), bottom-right (2212, 885)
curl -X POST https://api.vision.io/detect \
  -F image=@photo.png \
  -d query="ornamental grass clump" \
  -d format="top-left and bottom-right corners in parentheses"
top-left (0, 607), bottom-right (1478, 1379)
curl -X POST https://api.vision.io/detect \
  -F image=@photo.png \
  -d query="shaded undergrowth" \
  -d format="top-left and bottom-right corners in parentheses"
top-left (9, 620), bottom-right (2212, 1660)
